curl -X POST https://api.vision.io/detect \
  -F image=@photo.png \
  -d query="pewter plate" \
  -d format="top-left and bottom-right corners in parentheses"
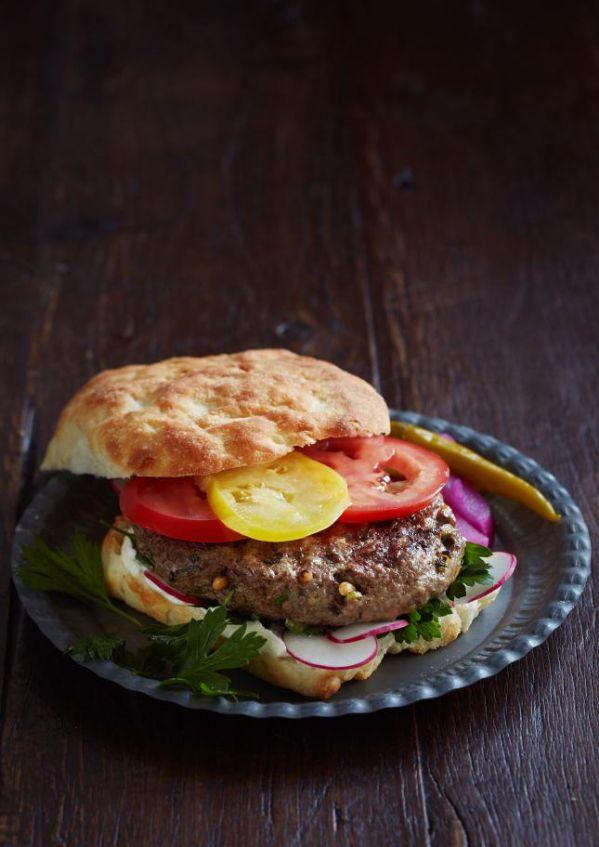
top-left (10, 411), bottom-right (591, 718)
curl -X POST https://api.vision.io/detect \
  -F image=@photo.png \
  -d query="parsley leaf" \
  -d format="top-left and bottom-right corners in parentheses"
top-left (19, 533), bottom-right (142, 627)
top-left (130, 607), bottom-right (266, 698)
top-left (395, 544), bottom-right (494, 644)
top-left (446, 542), bottom-right (493, 600)
top-left (20, 535), bottom-right (269, 699)
top-left (101, 521), bottom-right (154, 569)
top-left (161, 609), bottom-right (265, 692)
top-left (394, 598), bottom-right (453, 644)
top-left (284, 619), bottom-right (324, 636)
top-left (274, 591), bottom-right (289, 607)
top-left (67, 634), bottom-right (125, 661)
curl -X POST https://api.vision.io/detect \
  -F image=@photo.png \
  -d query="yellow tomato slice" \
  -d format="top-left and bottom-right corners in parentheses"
top-left (204, 452), bottom-right (350, 542)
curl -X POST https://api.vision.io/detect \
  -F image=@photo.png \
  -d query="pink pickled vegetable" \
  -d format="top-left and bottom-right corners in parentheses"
top-left (454, 514), bottom-right (490, 547)
top-left (443, 474), bottom-right (494, 539)
top-left (439, 433), bottom-right (495, 541)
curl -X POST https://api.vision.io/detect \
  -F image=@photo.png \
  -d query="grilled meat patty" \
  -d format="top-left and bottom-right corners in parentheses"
top-left (132, 496), bottom-right (464, 626)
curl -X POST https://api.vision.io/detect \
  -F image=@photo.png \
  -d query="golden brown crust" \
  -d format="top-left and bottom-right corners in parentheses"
top-left (101, 522), bottom-right (494, 700)
top-left (42, 349), bottom-right (390, 478)
top-left (244, 645), bottom-right (388, 699)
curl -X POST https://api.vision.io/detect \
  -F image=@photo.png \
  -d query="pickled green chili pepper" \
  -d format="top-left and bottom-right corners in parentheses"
top-left (391, 422), bottom-right (560, 523)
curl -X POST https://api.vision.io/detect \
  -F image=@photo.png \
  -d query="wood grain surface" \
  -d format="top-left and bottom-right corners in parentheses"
top-left (1, 1), bottom-right (597, 845)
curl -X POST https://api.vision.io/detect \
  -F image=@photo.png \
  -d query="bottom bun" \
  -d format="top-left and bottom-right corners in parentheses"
top-left (102, 520), bottom-right (497, 700)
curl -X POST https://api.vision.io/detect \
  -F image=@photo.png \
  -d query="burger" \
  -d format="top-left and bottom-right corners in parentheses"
top-left (41, 349), bottom-right (504, 699)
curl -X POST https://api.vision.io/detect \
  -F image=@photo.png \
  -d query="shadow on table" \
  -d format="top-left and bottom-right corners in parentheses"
top-left (10, 609), bottom-right (560, 790)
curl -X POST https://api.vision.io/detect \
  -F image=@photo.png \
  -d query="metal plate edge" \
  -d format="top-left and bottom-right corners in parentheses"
top-left (10, 410), bottom-right (591, 718)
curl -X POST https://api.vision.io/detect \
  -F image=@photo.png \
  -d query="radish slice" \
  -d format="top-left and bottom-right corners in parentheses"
top-left (454, 514), bottom-right (490, 547)
top-left (327, 619), bottom-right (408, 643)
top-left (143, 570), bottom-right (202, 605)
top-left (443, 475), bottom-right (494, 538)
top-left (284, 632), bottom-right (377, 670)
top-left (453, 551), bottom-right (517, 605)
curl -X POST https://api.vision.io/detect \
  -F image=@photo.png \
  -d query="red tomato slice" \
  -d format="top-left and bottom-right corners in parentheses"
top-left (303, 435), bottom-right (449, 523)
top-left (119, 477), bottom-right (245, 543)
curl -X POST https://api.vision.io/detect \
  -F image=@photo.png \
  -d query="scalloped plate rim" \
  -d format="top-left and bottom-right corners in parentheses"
top-left (10, 410), bottom-right (591, 719)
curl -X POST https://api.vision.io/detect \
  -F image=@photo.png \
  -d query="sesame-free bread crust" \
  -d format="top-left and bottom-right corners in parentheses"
top-left (42, 349), bottom-right (390, 478)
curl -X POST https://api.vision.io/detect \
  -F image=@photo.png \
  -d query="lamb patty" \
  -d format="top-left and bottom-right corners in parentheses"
top-left (132, 495), bottom-right (464, 626)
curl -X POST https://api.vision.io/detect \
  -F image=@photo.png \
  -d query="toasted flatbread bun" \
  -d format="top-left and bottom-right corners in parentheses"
top-left (42, 349), bottom-right (389, 479)
top-left (102, 523), bottom-right (494, 700)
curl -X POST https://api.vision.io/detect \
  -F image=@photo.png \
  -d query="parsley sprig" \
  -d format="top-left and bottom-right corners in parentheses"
top-left (284, 619), bottom-right (324, 636)
top-left (446, 542), bottom-right (493, 600)
top-left (394, 543), bottom-right (494, 644)
top-left (20, 533), bottom-right (266, 699)
top-left (20, 532), bottom-right (142, 628)
top-left (154, 608), bottom-right (265, 697)
top-left (68, 634), bottom-right (125, 661)
top-left (394, 597), bottom-right (453, 644)
top-left (101, 521), bottom-right (154, 569)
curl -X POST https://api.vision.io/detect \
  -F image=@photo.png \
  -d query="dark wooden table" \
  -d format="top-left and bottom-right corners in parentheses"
top-left (1, 2), bottom-right (597, 844)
